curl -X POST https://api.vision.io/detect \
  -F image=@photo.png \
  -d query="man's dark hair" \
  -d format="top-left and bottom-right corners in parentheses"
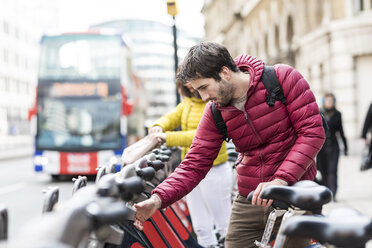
top-left (177, 42), bottom-right (239, 82)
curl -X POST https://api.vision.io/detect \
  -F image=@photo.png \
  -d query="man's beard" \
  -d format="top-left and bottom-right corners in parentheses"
top-left (216, 79), bottom-right (234, 107)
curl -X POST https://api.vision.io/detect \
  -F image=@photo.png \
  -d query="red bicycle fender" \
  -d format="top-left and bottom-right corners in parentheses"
top-left (152, 210), bottom-right (185, 248)
top-left (142, 220), bottom-right (167, 248)
top-left (130, 242), bottom-right (145, 248)
top-left (164, 208), bottom-right (190, 240)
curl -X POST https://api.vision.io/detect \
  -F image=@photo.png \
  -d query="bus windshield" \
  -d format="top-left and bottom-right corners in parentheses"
top-left (37, 97), bottom-right (121, 152)
top-left (39, 34), bottom-right (122, 80)
top-left (36, 34), bottom-right (123, 152)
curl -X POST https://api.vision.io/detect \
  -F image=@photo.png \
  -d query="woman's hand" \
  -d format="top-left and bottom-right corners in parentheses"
top-left (149, 126), bottom-right (163, 134)
top-left (150, 132), bottom-right (167, 144)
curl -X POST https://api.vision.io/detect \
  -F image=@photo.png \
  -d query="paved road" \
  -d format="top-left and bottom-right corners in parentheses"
top-left (0, 157), bottom-right (84, 240)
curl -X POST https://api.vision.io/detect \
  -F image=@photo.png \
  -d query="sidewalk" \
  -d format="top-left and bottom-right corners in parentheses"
top-left (322, 154), bottom-right (372, 217)
top-left (0, 135), bottom-right (33, 160)
top-left (322, 154), bottom-right (372, 247)
top-left (0, 145), bottom-right (33, 160)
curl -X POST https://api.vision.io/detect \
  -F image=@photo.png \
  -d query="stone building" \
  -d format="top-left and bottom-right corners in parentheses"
top-left (0, 0), bottom-right (58, 156)
top-left (202, 0), bottom-right (372, 145)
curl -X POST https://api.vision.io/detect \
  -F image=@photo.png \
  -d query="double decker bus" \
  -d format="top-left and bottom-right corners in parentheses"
top-left (28, 31), bottom-right (135, 179)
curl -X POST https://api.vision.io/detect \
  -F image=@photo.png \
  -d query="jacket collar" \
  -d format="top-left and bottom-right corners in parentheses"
top-left (234, 54), bottom-right (265, 91)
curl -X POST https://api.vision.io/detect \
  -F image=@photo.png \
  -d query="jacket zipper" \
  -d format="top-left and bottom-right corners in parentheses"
top-left (243, 110), bottom-right (265, 182)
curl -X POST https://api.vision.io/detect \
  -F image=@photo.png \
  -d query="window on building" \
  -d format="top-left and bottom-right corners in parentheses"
top-left (3, 49), bottom-right (9, 64)
top-left (275, 25), bottom-right (280, 51)
top-left (15, 53), bottom-right (19, 66)
top-left (354, 0), bottom-right (364, 12)
top-left (15, 27), bottom-right (20, 39)
top-left (286, 16), bottom-right (294, 45)
top-left (3, 21), bottom-right (9, 34)
top-left (315, 1), bottom-right (324, 26)
top-left (0, 77), bottom-right (4, 91)
top-left (4, 77), bottom-right (9, 91)
top-left (24, 58), bottom-right (28, 70)
top-left (264, 33), bottom-right (269, 58)
top-left (14, 80), bottom-right (20, 93)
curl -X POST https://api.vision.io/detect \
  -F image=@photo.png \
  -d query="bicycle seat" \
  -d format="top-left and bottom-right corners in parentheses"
top-left (260, 180), bottom-right (332, 212)
top-left (283, 208), bottom-right (372, 248)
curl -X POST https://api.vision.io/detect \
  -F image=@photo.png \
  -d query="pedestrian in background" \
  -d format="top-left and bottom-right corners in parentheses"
top-left (316, 93), bottom-right (347, 200)
top-left (362, 102), bottom-right (372, 147)
top-left (149, 80), bottom-right (232, 247)
top-left (361, 102), bottom-right (372, 170)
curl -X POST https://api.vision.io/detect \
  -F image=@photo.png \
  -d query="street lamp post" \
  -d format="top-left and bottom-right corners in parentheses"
top-left (167, 0), bottom-right (180, 105)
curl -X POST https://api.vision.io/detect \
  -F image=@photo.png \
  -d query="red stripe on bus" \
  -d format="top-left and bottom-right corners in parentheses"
top-left (152, 210), bottom-right (185, 248)
top-left (60, 152), bottom-right (97, 175)
top-left (142, 221), bottom-right (167, 248)
top-left (164, 208), bottom-right (189, 240)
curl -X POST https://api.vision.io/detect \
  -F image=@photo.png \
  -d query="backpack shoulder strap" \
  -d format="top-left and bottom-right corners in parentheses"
top-left (211, 103), bottom-right (230, 142)
top-left (261, 66), bottom-right (286, 106)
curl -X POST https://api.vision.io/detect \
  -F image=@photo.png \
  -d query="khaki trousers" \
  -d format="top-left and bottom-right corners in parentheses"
top-left (225, 194), bottom-right (311, 248)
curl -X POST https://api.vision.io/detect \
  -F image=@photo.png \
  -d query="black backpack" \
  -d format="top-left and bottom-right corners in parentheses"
top-left (211, 66), bottom-right (328, 142)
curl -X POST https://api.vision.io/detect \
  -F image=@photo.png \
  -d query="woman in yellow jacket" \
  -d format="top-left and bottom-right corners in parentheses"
top-left (149, 81), bottom-right (232, 247)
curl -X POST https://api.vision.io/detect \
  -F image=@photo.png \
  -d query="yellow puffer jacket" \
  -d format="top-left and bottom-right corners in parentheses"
top-left (152, 97), bottom-right (227, 166)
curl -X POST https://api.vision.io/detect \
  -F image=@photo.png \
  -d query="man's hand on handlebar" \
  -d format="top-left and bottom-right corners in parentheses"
top-left (252, 178), bottom-right (288, 207)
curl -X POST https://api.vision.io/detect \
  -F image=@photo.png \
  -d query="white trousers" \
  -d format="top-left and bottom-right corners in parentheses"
top-left (186, 162), bottom-right (233, 247)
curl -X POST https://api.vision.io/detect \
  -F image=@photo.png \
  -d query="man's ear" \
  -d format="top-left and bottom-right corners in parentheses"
top-left (219, 66), bottom-right (231, 81)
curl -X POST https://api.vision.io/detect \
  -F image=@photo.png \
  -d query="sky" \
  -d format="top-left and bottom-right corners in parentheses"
top-left (58, 0), bottom-right (205, 37)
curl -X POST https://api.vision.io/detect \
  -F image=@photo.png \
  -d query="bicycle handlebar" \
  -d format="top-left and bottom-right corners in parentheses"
top-left (148, 160), bottom-right (165, 171)
top-left (283, 208), bottom-right (372, 248)
top-left (87, 200), bottom-right (136, 226)
top-left (155, 154), bottom-right (170, 162)
top-left (96, 174), bottom-right (144, 202)
top-left (247, 191), bottom-right (289, 210)
top-left (152, 148), bottom-right (172, 156)
top-left (259, 180), bottom-right (332, 213)
top-left (136, 167), bottom-right (156, 181)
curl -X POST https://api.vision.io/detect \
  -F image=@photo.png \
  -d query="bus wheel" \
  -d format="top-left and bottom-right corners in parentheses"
top-left (51, 174), bottom-right (60, 181)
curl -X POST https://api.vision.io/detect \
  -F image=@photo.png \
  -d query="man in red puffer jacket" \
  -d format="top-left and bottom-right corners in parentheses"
top-left (134, 42), bottom-right (325, 248)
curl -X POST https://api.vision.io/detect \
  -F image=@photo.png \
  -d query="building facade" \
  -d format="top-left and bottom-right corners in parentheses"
top-left (92, 19), bottom-right (201, 125)
top-left (203, 0), bottom-right (372, 145)
top-left (0, 0), bottom-right (59, 154)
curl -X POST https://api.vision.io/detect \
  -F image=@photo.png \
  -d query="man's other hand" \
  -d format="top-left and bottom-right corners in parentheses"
top-left (251, 178), bottom-right (288, 207)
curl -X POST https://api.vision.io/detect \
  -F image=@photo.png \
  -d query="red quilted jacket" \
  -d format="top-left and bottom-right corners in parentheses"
top-left (152, 55), bottom-right (325, 208)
